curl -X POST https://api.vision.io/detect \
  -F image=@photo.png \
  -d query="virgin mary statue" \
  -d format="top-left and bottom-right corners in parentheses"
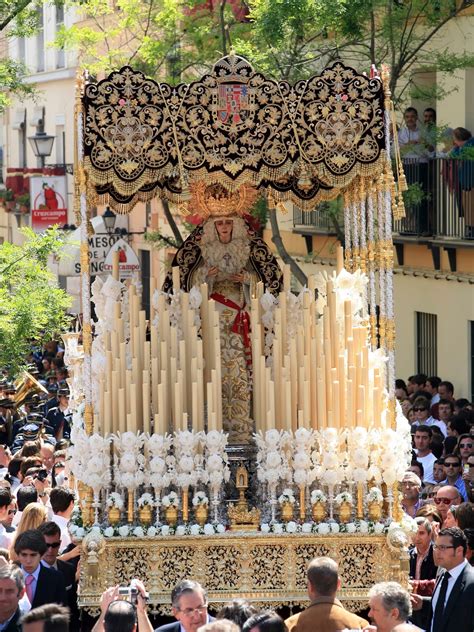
top-left (163, 183), bottom-right (282, 443)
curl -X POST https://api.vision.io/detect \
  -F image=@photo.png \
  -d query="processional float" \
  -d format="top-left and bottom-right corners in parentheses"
top-left (68, 54), bottom-right (413, 615)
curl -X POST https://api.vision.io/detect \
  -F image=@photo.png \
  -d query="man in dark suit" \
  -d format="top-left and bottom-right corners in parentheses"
top-left (412, 526), bottom-right (474, 632)
top-left (38, 522), bottom-right (78, 629)
top-left (155, 580), bottom-right (212, 632)
top-left (0, 561), bottom-right (24, 632)
top-left (13, 530), bottom-right (67, 610)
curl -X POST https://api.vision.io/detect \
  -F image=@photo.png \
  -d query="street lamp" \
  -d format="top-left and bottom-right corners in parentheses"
top-left (28, 131), bottom-right (55, 168)
top-left (102, 207), bottom-right (117, 235)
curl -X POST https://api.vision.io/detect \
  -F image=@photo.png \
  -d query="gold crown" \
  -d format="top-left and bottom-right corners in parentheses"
top-left (190, 182), bottom-right (258, 219)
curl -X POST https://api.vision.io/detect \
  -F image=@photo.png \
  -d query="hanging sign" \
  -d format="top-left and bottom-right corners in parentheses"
top-left (103, 238), bottom-right (140, 279)
top-left (30, 176), bottom-right (67, 232)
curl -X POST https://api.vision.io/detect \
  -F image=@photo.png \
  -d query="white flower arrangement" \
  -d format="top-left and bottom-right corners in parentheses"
top-left (366, 487), bottom-right (384, 503)
top-left (192, 491), bottom-right (209, 507)
top-left (68, 429), bottom-right (111, 493)
top-left (137, 493), bottom-right (154, 507)
top-left (278, 488), bottom-right (296, 505)
top-left (311, 489), bottom-right (327, 504)
top-left (107, 492), bottom-right (124, 510)
top-left (162, 491), bottom-right (179, 508)
top-left (292, 428), bottom-right (317, 487)
top-left (334, 491), bottom-right (352, 505)
top-left (113, 431), bottom-right (145, 490)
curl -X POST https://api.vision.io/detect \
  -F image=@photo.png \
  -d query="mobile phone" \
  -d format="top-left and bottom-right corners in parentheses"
top-left (464, 463), bottom-right (470, 475)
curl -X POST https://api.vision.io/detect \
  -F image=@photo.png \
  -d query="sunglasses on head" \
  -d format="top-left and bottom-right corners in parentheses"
top-left (434, 497), bottom-right (454, 505)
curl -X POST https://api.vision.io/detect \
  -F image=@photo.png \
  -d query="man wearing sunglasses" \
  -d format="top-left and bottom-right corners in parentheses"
top-left (38, 522), bottom-right (79, 629)
top-left (441, 457), bottom-right (468, 501)
top-left (433, 486), bottom-right (462, 527)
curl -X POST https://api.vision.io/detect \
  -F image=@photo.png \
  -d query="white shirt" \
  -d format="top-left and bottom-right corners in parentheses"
top-left (52, 513), bottom-right (71, 551)
top-left (412, 417), bottom-right (447, 437)
top-left (398, 125), bottom-right (430, 162)
top-left (415, 450), bottom-right (437, 484)
top-left (431, 393), bottom-right (440, 406)
top-left (430, 559), bottom-right (468, 632)
top-left (0, 524), bottom-right (12, 549)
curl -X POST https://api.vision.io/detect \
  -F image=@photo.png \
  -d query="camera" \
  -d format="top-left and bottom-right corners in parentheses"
top-left (118, 580), bottom-right (148, 605)
top-left (36, 468), bottom-right (48, 482)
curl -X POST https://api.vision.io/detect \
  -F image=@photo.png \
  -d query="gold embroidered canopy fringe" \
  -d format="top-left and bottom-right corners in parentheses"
top-left (81, 54), bottom-right (388, 213)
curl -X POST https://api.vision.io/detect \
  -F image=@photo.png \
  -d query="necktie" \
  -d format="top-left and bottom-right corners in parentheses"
top-left (433, 571), bottom-right (451, 632)
top-left (25, 573), bottom-right (35, 604)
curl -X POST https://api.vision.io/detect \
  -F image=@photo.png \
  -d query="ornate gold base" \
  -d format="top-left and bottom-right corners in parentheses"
top-left (79, 532), bottom-right (408, 616)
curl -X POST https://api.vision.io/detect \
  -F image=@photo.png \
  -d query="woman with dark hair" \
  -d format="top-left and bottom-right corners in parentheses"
top-left (454, 433), bottom-right (474, 467)
top-left (217, 600), bottom-right (258, 630)
top-left (242, 612), bottom-right (287, 632)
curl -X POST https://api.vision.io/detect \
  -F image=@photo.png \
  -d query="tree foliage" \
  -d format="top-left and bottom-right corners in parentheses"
top-left (0, 227), bottom-right (72, 376)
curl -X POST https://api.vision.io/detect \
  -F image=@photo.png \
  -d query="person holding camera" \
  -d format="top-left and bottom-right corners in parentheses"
top-left (92, 580), bottom-right (153, 632)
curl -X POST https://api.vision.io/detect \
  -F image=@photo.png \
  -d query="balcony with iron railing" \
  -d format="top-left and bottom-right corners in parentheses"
top-left (293, 157), bottom-right (474, 246)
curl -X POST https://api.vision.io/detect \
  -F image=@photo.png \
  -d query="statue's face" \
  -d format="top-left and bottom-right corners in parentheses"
top-left (214, 218), bottom-right (233, 243)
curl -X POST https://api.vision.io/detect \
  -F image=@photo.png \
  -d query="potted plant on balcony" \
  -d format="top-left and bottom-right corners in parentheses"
top-left (0, 189), bottom-right (14, 211)
top-left (15, 193), bottom-right (30, 214)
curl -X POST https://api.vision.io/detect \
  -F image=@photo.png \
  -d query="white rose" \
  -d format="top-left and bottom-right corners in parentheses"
top-left (175, 525), bottom-right (186, 536)
top-left (286, 521), bottom-right (297, 533)
top-left (294, 470), bottom-right (308, 485)
top-left (178, 456), bottom-right (194, 472)
top-left (273, 524), bottom-right (283, 534)
top-left (149, 457), bottom-right (166, 473)
top-left (323, 470), bottom-right (338, 486)
top-left (322, 453), bottom-right (339, 469)
top-left (90, 526), bottom-right (101, 534)
top-left (133, 527), bottom-right (144, 538)
top-left (352, 448), bottom-right (369, 468)
top-left (265, 451), bottom-right (281, 469)
top-left (294, 453), bottom-right (311, 469)
top-left (318, 523), bottom-right (330, 535)
top-left (206, 454), bottom-right (223, 472)
top-left (121, 432), bottom-right (138, 449)
top-left (359, 520), bottom-right (369, 533)
top-left (120, 473), bottom-right (135, 488)
top-left (260, 523), bottom-right (271, 533)
top-left (75, 527), bottom-right (85, 539)
top-left (330, 523), bottom-right (340, 533)
top-left (346, 523), bottom-right (356, 533)
top-left (118, 526), bottom-right (129, 537)
top-left (161, 525), bottom-right (170, 536)
top-left (265, 429), bottom-right (281, 448)
top-left (302, 523), bottom-right (312, 533)
top-left (216, 524), bottom-right (225, 533)
top-left (104, 527), bottom-right (115, 537)
top-left (190, 525), bottom-right (201, 536)
top-left (203, 524), bottom-right (215, 535)
top-left (374, 522), bottom-right (385, 534)
top-left (147, 526), bottom-right (158, 537)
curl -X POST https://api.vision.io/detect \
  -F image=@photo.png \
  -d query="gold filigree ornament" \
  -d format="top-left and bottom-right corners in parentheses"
top-left (189, 182), bottom-right (259, 219)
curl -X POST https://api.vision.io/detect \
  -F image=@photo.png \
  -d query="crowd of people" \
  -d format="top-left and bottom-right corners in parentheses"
top-left (0, 342), bottom-right (473, 631)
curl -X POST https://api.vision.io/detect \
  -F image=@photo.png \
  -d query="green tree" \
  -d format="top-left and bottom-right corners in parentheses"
top-left (243, 0), bottom-right (474, 104)
top-left (0, 227), bottom-right (72, 376)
